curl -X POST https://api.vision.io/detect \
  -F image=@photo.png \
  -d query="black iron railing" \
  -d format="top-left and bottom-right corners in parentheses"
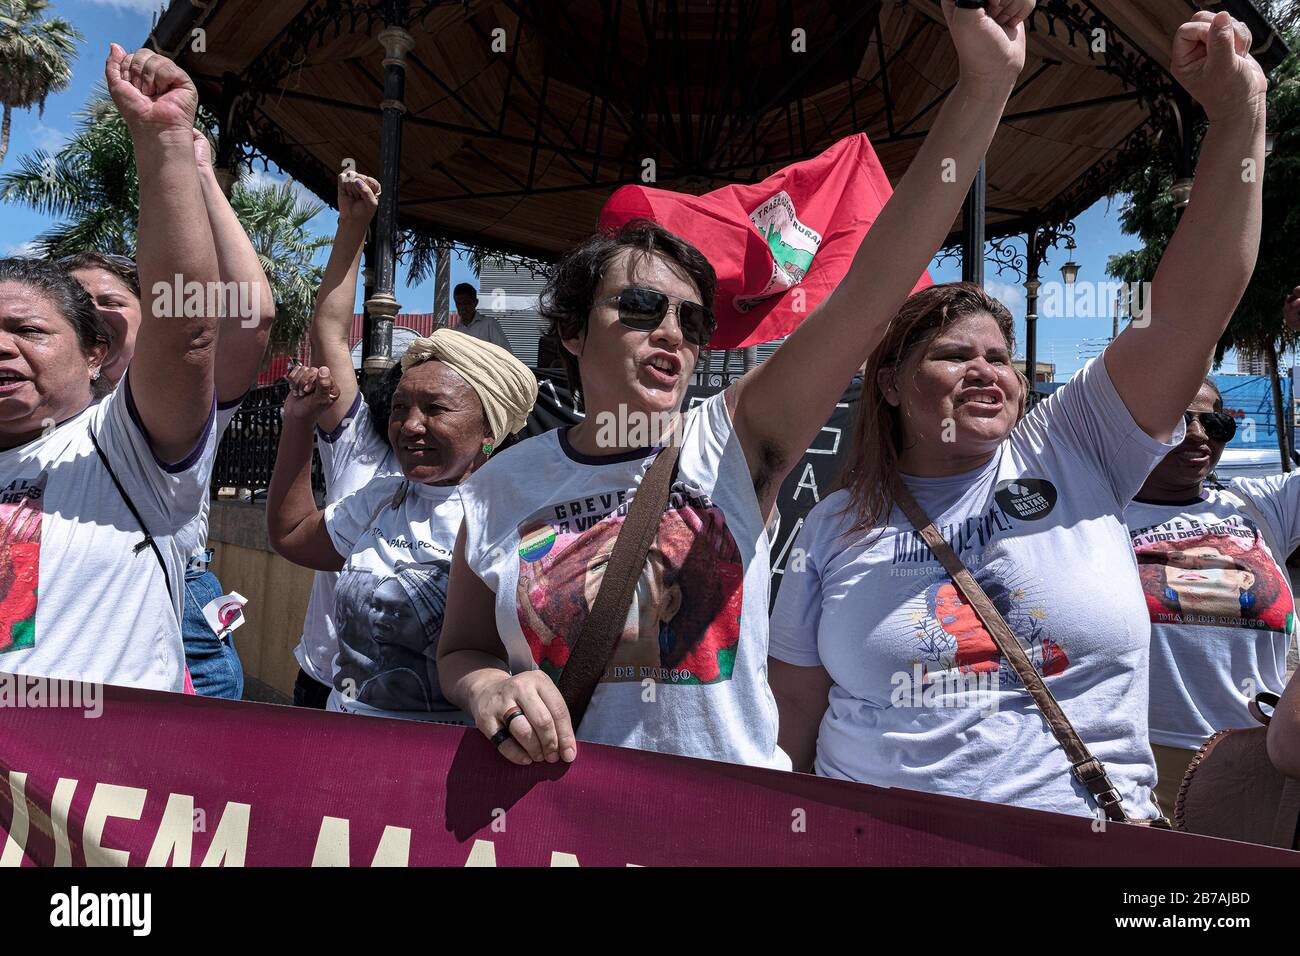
top-left (212, 382), bottom-right (325, 500)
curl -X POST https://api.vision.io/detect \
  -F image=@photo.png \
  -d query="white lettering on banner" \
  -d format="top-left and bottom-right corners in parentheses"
top-left (83, 783), bottom-right (147, 866)
top-left (0, 770), bottom-right (657, 866)
top-left (793, 462), bottom-right (820, 502)
top-left (311, 816), bottom-right (412, 867)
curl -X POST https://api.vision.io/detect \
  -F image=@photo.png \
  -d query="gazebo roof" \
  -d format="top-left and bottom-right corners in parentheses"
top-left (148, 0), bottom-right (1289, 261)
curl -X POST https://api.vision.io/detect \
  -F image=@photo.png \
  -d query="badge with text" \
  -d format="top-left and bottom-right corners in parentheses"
top-left (994, 478), bottom-right (1058, 522)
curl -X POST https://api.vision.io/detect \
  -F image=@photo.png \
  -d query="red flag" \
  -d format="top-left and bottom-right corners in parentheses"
top-left (600, 134), bottom-right (932, 349)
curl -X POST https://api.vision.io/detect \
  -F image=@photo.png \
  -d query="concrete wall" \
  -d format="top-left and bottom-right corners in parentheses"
top-left (207, 500), bottom-right (314, 700)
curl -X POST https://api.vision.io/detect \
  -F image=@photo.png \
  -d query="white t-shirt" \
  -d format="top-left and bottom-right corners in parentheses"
top-left (458, 391), bottom-right (790, 770)
top-left (323, 474), bottom-right (468, 723)
top-left (293, 395), bottom-right (398, 685)
top-left (769, 357), bottom-right (1183, 819)
top-left (0, 376), bottom-right (218, 691)
top-left (190, 396), bottom-right (246, 552)
top-left (1125, 476), bottom-right (1300, 749)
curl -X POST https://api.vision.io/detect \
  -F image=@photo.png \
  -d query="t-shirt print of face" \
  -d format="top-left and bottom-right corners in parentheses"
top-left (333, 558), bottom-right (452, 712)
top-left (903, 551), bottom-right (1070, 688)
top-left (1134, 518), bottom-right (1294, 633)
top-left (0, 476), bottom-right (45, 655)
top-left (515, 482), bottom-right (744, 686)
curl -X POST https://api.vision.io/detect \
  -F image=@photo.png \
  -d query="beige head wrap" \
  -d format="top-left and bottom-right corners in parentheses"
top-left (399, 328), bottom-right (538, 445)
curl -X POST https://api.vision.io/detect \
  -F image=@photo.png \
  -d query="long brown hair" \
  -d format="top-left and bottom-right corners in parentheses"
top-left (836, 282), bottom-right (1024, 538)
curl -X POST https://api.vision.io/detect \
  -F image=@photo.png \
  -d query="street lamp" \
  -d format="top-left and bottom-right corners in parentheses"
top-left (1169, 177), bottom-right (1194, 210)
top-left (1059, 237), bottom-right (1080, 285)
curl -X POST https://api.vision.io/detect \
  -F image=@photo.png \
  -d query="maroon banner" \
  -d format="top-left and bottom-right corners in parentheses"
top-left (1, 677), bottom-right (1296, 867)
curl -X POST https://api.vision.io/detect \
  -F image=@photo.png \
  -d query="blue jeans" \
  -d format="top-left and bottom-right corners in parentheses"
top-left (182, 569), bottom-right (245, 700)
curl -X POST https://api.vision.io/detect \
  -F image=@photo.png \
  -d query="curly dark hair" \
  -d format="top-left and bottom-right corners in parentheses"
top-left (537, 218), bottom-right (716, 406)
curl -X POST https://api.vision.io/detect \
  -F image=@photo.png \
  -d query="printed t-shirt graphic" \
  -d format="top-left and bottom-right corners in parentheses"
top-left (324, 475), bottom-right (465, 721)
top-left (1125, 477), bottom-right (1300, 749)
top-left (514, 483), bottom-right (743, 686)
top-left (1132, 516), bottom-right (1292, 633)
top-left (0, 477), bottom-right (43, 654)
top-left (334, 559), bottom-right (451, 712)
top-left (889, 489), bottom-right (1069, 690)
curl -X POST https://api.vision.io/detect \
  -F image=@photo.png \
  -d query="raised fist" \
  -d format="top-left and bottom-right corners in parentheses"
top-left (338, 170), bottom-right (381, 224)
top-left (1171, 11), bottom-right (1267, 121)
top-left (1284, 286), bottom-right (1300, 334)
top-left (941, 0), bottom-right (1036, 90)
top-left (105, 44), bottom-right (199, 134)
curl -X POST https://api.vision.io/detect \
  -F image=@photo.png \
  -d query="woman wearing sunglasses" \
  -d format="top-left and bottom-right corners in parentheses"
top-left (1126, 379), bottom-right (1300, 812)
top-left (438, 0), bottom-right (1041, 768)
top-left (768, 10), bottom-right (1266, 821)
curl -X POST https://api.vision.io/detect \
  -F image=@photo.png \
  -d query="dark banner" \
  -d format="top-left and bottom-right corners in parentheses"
top-left (1, 677), bottom-right (1294, 867)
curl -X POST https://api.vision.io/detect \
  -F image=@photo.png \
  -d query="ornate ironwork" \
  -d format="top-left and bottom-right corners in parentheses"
top-left (210, 383), bottom-right (326, 500)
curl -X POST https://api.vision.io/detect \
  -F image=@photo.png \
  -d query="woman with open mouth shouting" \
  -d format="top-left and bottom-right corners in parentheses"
top-left (437, 0), bottom-right (1042, 769)
top-left (266, 331), bottom-right (537, 722)
top-left (0, 46), bottom-right (226, 693)
top-left (769, 11), bottom-right (1267, 822)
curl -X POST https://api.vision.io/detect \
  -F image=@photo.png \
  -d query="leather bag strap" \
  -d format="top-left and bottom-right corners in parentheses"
top-left (556, 442), bottom-right (681, 728)
top-left (893, 480), bottom-right (1130, 823)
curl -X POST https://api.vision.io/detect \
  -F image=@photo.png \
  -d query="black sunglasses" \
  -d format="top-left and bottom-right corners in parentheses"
top-left (1184, 410), bottom-right (1236, 442)
top-left (598, 286), bottom-right (715, 347)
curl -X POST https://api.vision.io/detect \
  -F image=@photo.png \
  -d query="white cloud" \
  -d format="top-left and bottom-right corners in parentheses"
top-left (985, 279), bottom-right (1026, 313)
top-left (29, 120), bottom-right (67, 154)
top-left (239, 167), bottom-right (323, 206)
top-left (4, 241), bottom-right (43, 258)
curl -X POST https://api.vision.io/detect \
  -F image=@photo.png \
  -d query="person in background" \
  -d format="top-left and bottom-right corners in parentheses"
top-left (0, 44), bottom-right (224, 693)
top-left (453, 282), bottom-right (512, 352)
top-left (57, 128), bottom-right (275, 700)
top-left (287, 169), bottom-right (399, 709)
top-left (769, 10), bottom-right (1266, 821)
top-left (266, 330), bottom-right (536, 721)
top-left (1125, 377), bottom-right (1300, 811)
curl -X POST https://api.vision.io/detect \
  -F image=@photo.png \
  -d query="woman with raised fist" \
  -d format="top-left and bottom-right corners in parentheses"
top-left (770, 11), bottom-right (1268, 822)
top-left (0, 45), bottom-right (225, 692)
top-left (437, 0), bottom-right (1041, 769)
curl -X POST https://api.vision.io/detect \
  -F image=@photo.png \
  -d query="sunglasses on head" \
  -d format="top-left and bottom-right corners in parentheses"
top-left (598, 286), bottom-right (715, 347)
top-left (1184, 410), bottom-right (1236, 442)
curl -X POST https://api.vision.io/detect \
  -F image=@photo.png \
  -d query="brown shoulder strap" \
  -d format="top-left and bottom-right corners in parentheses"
top-left (556, 442), bottom-right (681, 728)
top-left (893, 480), bottom-right (1130, 823)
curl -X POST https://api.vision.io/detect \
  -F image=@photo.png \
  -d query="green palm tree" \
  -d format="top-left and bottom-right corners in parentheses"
top-left (2, 90), bottom-right (332, 350)
top-left (229, 178), bottom-right (332, 351)
top-left (0, 0), bottom-right (82, 166)
top-left (0, 90), bottom-right (137, 255)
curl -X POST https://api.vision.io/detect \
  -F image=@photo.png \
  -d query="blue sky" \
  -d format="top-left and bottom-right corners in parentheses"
top-left (0, 0), bottom-right (1249, 379)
